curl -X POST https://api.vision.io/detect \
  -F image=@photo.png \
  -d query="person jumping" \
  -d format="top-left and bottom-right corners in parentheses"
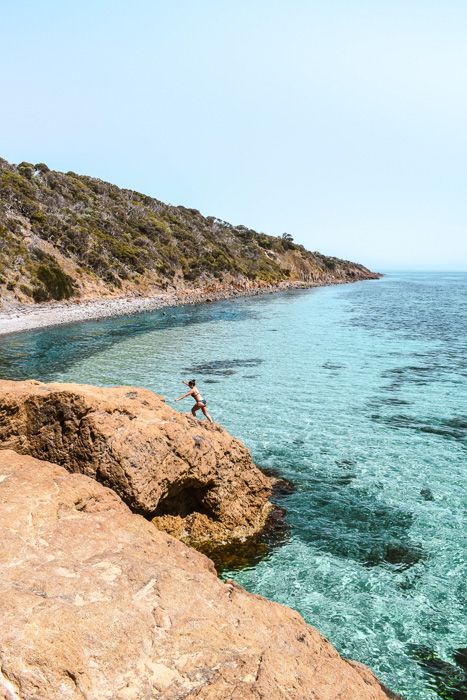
top-left (175, 379), bottom-right (213, 423)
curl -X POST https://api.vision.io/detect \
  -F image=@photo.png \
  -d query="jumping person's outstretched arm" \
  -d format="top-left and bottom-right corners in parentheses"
top-left (175, 390), bottom-right (192, 402)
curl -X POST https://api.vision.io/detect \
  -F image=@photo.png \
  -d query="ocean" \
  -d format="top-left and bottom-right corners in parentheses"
top-left (1, 271), bottom-right (466, 699)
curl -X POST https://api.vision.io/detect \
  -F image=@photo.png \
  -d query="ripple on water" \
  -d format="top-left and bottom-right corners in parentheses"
top-left (0, 272), bottom-right (466, 699)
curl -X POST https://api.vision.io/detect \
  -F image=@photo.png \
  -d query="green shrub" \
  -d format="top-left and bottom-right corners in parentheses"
top-left (17, 162), bottom-right (34, 179)
top-left (19, 284), bottom-right (33, 296)
top-left (34, 261), bottom-right (75, 300)
top-left (32, 284), bottom-right (49, 302)
top-left (0, 171), bottom-right (36, 199)
top-left (257, 234), bottom-right (273, 249)
top-left (30, 210), bottom-right (46, 224)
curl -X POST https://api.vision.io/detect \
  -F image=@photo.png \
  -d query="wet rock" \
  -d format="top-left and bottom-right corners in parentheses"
top-left (200, 503), bottom-right (290, 573)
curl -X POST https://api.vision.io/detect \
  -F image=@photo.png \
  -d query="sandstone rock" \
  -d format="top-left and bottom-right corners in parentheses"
top-left (0, 380), bottom-right (273, 544)
top-left (0, 450), bottom-right (398, 700)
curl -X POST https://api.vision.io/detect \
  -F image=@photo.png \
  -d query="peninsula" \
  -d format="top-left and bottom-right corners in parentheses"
top-left (0, 158), bottom-right (380, 334)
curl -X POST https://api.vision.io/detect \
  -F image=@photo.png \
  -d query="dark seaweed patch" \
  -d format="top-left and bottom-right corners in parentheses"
top-left (410, 646), bottom-right (467, 699)
top-left (371, 413), bottom-right (467, 444)
top-left (183, 358), bottom-right (263, 377)
top-left (293, 478), bottom-right (424, 570)
top-left (420, 488), bottom-right (434, 501)
top-left (379, 365), bottom-right (442, 392)
top-left (383, 365), bottom-right (432, 376)
top-left (336, 458), bottom-right (357, 469)
top-left (333, 474), bottom-right (355, 486)
top-left (380, 543), bottom-right (423, 568)
top-left (455, 649), bottom-right (467, 673)
top-left (445, 417), bottom-right (467, 431)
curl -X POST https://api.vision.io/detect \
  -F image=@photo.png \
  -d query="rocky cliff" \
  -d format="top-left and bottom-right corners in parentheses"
top-left (0, 157), bottom-right (380, 307)
top-left (0, 449), bottom-right (398, 699)
top-left (0, 379), bottom-right (274, 545)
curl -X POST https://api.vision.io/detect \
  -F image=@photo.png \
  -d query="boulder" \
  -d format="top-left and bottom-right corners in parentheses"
top-left (0, 450), bottom-right (398, 700)
top-left (0, 379), bottom-right (273, 544)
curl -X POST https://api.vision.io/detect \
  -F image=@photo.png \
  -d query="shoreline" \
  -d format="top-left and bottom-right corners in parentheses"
top-left (0, 276), bottom-right (380, 336)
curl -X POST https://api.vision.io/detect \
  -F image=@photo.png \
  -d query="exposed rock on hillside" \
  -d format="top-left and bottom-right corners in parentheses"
top-left (0, 157), bottom-right (380, 306)
top-left (0, 379), bottom-right (273, 545)
top-left (0, 450), bottom-right (399, 699)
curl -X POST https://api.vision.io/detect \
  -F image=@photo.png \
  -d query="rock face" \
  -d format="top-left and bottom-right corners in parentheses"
top-left (0, 379), bottom-right (273, 545)
top-left (0, 450), bottom-right (398, 700)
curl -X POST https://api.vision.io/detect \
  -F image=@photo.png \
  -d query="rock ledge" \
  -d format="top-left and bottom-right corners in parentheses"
top-left (0, 379), bottom-right (273, 545)
top-left (0, 450), bottom-right (399, 699)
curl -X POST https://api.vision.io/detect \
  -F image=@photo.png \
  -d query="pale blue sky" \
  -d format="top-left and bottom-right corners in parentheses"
top-left (1, 1), bottom-right (466, 270)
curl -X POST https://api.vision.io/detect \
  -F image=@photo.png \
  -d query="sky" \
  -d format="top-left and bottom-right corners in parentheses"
top-left (1, 1), bottom-right (466, 271)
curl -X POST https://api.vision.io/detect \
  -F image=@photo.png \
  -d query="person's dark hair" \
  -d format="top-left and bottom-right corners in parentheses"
top-left (188, 379), bottom-right (196, 386)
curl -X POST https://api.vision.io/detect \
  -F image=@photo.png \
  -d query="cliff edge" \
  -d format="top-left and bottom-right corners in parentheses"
top-left (0, 379), bottom-right (274, 545)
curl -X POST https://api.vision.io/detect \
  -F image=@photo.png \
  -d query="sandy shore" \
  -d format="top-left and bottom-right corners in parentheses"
top-left (0, 281), bottom-right (318, 336)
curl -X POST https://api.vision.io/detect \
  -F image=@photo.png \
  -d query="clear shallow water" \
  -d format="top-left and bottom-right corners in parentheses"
top-left (1, 272), bottom-right (466, 698)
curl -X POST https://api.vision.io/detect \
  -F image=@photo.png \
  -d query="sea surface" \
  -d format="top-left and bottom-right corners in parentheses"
top-left (1, 271), bottom-right (466, 699)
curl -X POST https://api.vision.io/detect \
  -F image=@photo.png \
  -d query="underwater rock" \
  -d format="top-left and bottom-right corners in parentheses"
top-left (411, 645), bottom-right (467, 699)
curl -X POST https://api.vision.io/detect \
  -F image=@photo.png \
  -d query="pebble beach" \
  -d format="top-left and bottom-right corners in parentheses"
top-left (0, 280), bottom-right (329, 336)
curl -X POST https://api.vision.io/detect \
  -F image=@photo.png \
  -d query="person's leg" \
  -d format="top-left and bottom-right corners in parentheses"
top-left (191, 404), bottom-right (199, 416)
top-left (201, 405), bottom-right (213, 423)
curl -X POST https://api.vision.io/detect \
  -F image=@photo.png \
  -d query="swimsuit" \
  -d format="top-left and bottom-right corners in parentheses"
top-left (192, 389), bottom-right (206, 405)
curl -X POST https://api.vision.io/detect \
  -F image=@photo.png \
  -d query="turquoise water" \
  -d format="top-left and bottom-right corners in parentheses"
top-left (1, 272), bottom-right (466, 698)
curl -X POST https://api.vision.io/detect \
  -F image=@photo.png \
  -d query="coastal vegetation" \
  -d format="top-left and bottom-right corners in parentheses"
top-left (0, 157), bottom-right (378, 304)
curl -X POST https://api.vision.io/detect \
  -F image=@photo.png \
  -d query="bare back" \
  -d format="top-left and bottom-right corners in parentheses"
top-left (191, 387), bottom-right (203, 403)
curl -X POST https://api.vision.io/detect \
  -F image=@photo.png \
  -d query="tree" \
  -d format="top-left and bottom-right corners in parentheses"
top-left (280, 233), bottom-right (294, 249)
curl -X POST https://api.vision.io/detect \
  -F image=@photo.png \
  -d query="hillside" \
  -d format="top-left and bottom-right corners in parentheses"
top-left (0, 158), bottom-right (379, 306)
